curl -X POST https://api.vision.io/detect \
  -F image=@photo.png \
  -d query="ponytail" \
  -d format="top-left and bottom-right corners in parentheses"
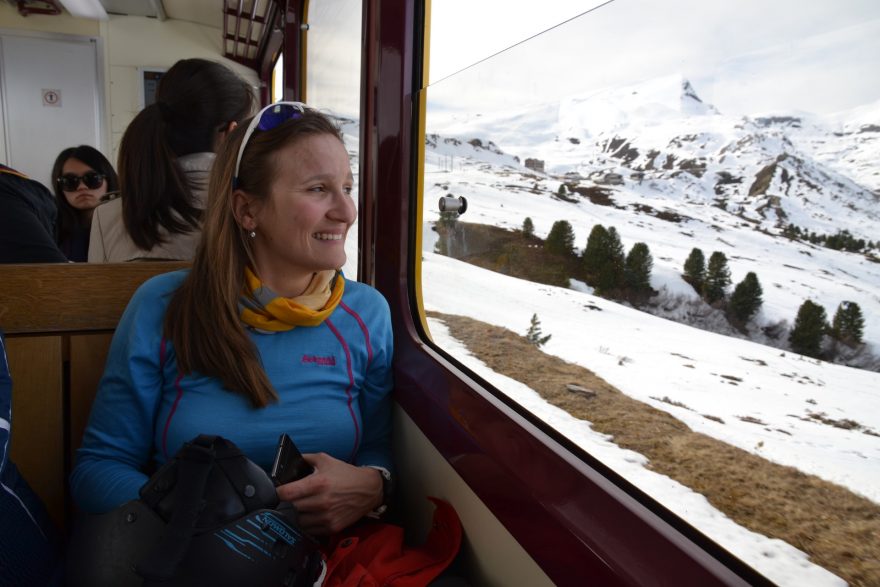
top-left (117, 58), bottom-right (254, 252)
top-left (118, 103), bottom-right (200, 251)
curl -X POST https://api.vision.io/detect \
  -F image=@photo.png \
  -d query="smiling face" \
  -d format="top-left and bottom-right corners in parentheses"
top-left (60, 157), bottom-right (106, 212)
top-left (240, 133), bottom-right (356, 297)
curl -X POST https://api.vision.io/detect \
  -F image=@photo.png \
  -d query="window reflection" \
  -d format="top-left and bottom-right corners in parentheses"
top-left (422, 1), bottom-right (880, 585)
top-left (305, 0), bottom-right (362, 278)
top-left (271, 54), bottom-right (283, 103)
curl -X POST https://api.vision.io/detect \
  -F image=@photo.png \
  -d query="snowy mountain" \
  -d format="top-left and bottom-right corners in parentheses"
top-left (430, 75), bottom-right (880, 241)
top-left (337, 83), bottom-right (880, 584)
top-left (422, 75), bottom-right (880, 355)
top-left (785, 99), bottom-right (880, 193)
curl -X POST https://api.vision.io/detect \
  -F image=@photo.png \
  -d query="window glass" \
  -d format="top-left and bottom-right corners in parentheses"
top-left (305, 0), bottom-right (362, 278)
top-left (421, 1), bottom-right (880, 585)
top-left (271, 53), bottom-right (283, 103)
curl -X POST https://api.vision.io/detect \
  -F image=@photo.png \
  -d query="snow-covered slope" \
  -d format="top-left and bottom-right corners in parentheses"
top-left (431, 75), bottom-right (880, 241)
top-left (340, 82), bottom-right (880, 584)
top-left (423, 75), bottom-right (880, 352)
top-left (787, 99), bottom-right (880, 193)
top-left (422, 253), bottom-right (874, 587)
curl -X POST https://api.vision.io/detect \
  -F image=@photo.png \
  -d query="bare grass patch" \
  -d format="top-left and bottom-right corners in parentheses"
top-left (651, 396), bottom-right (693, 410)
top-left (429, 311), bottom-right (880, 586)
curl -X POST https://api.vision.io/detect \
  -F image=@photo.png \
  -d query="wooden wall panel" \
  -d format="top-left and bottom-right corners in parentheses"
top-left (0, 262), bottom-right (185, 531)
top-left (6, 336), bottom-right (65, 529)
top-left (69, 333), bottom-right (113, 465)
top-left (0, 262), bottom-right (188, 334)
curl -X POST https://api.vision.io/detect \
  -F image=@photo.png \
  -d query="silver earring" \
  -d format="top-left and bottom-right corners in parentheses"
top-left (249, 230), bottom-right (256, 238)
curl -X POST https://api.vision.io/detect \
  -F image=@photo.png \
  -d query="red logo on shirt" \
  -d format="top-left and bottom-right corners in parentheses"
top-left (301, 354), bottom-right (336, 366)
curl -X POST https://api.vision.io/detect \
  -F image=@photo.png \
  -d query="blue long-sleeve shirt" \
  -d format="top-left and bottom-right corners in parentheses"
top-left (71, 270), bottom-right (393, 514)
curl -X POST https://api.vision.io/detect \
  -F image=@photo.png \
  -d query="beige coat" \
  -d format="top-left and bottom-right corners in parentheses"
top-left (88, 153), bottom-right (214, 262)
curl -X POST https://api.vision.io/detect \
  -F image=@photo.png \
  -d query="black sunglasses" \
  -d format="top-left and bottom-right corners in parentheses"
top-left (57, 171), bottom-right (105, 191)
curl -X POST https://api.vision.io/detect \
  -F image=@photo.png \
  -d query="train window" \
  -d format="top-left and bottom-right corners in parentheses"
top-left (304, 0), bottom-right (362, 278)
top-left (271, 54), bottom-right (283, 103)
top-left (419, 1), bottom-right (880, 586)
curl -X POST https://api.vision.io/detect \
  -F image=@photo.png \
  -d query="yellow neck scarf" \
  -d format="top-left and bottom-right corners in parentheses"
top-left (239, 266), bottom-right (345, 332)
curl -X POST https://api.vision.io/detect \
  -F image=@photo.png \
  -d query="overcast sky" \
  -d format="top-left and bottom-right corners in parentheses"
top-left (428, 0), bottom-right (880, 118)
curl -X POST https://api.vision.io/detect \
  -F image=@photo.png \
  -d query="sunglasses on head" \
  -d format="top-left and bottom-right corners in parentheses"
top-left (233, 101), bottom-right (306, 188)
top-left (57, 171), bottom-right (105, 191)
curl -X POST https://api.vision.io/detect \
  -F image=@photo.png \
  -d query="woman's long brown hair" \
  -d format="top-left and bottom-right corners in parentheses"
top-left (163, 108), bottom-right (345, 408)
top-left (118, 59), bottom-right (253, 251)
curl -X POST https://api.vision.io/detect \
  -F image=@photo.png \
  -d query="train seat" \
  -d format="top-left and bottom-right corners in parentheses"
top-left (0, 262), bottom-right (188, 531)
top-left (0, 261), bottom-right (551, 586)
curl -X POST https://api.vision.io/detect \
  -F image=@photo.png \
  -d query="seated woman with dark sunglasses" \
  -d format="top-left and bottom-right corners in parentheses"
top-left (51, 145), bottom-right (118, 262)
top-left (88, 58), bottom-right (254, 262)
top-left (71, 103), bottom-right (394, 537)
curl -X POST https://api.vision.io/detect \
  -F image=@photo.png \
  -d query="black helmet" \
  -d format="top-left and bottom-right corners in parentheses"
top-left (67, 435), bottom-right (324, 587)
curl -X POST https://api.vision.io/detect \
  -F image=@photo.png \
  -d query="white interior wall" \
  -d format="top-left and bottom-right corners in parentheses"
top-left (0, 4), bottom-right (100, 166)
top-left (103, 16), bottom-right (260, 163)
top-left (0, 4), bottom-right (99, 36)
top-left (0, 4), bottom-right (259, 168)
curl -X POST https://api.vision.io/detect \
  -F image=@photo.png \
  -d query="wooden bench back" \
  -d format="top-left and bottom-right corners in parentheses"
top-left (0, 263), bottom-right (554, 585)
top-left (0, 262), bottom-right (188, 530)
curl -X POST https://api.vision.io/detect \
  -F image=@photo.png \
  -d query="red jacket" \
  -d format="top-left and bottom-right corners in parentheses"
top-left (322, 498), bottom-right (462, 586)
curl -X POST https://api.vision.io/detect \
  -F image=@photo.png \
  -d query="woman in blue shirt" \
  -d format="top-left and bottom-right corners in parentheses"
top-left (71, 103), bottom-right (393, 536)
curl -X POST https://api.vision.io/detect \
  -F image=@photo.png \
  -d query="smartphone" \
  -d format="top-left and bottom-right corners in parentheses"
top-left (270, 433), bottom-right (314, 486)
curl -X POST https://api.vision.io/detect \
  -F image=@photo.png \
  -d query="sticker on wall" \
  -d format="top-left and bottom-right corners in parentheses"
top-left (42, 89), bottom-right (62, 107)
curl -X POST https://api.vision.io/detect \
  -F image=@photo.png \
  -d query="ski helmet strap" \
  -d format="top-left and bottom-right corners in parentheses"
top-left (136, 435), bottom-right (219, 582)
top-left (216, 451), bottom-right (273, 512)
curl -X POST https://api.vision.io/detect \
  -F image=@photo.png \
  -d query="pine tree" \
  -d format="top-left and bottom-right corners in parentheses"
top-left (545, 220), bottom-right (576, 256)
top-left (583, 224), bottom-right (626, 294)
top-left (583, 224), bottom-right (610, 278)
top-left (789, 300), bottom-right (828, 358)
top-left (728, 272), bottom-right (763, 324)
top-left (703, 251), bottom-right (731, 304)
top-left (522, 216), bottom-right (535, 238)
top-left (683, 247), bottom-right (706, 292)
top-left (624, 242), bottom-right (653, 293)
top-left (557, 184), bottom-right (567, 197)
top-left (831, 301), bottom-right (865, 347)
top-left (525, 313), bottom-right (551, 348)
top-left (607, 227), bottom-right (625, 267)
top-left (782, 223), bottom-right (802, 240)
top-left (597, 227), bottom-right (626, 293)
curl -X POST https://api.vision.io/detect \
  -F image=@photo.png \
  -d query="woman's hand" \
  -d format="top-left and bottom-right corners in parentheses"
top-left (276, 452), bottom-right (383, 535)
